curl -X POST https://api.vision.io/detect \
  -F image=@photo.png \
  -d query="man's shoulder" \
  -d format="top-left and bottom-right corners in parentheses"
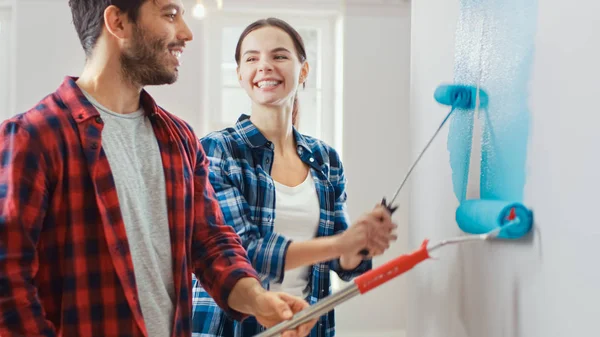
top-left (1, 92), bottom-right (73, 140)
top-left (155, 106), bottom-right (195, 135)
top-left (153, 106), bottom-right (201, 154)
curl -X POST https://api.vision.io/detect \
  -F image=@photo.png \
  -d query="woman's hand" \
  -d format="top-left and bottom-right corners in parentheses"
top-left (335, 204), bottom-right (398, 268)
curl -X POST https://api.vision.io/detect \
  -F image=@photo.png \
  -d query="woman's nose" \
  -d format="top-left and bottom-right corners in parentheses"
top-left (257, 60), bottom-right (274, 72)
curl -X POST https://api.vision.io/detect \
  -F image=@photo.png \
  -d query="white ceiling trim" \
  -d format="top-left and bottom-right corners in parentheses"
top-left (18, 0), bottom-right (410, 17)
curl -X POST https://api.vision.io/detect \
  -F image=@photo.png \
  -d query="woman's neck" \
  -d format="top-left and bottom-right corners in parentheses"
top-left (250, 104), bottom-right (296, 155)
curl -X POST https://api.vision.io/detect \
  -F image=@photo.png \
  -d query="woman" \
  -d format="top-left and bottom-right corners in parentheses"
top-left (191, 17), bottom-right (398, 337)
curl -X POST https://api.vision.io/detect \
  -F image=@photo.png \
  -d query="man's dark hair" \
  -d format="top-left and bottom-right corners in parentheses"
top-left (68, 0), bottom-right (149, 57)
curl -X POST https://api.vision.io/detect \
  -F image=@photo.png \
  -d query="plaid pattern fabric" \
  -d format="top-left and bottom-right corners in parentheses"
top-left (0, 77), bottom-right (259, 337)
top-left (191, 114), bottom-right (372, 337)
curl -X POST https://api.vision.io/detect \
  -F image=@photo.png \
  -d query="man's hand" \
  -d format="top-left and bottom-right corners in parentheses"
top-left (228, 278), bottom-right (316, 337)
top-left (253, 291), bottom-right (317, 337)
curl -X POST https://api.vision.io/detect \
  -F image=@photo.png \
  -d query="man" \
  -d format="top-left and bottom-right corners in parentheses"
top-left (0, 0), bottom-right (317, 336)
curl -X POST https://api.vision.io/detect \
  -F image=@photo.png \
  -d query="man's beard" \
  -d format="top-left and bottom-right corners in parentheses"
top-left (120, 25), bottom-right (180, 87)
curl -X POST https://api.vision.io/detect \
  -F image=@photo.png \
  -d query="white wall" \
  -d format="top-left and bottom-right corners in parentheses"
top-left (409, 1), bottom-right (600, 337)
top-left (14, 1), bottom-right (81, 112)
top-left (9, 1), bottom-right (411, 336)
top-left (14, 0), bottom-right (205, 133)
top-left (335, 10), bottom-right (411, 337)
top-left (0, 1), bottom-right (15, 119)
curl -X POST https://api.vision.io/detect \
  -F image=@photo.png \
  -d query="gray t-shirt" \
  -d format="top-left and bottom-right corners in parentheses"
top-left (81, 89), bottom-right (174, 337)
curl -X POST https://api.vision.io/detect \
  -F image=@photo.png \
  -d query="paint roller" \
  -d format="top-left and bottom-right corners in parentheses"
top-left (255, 84), bottom-right (535, 336)
top-left (360, 83), bottom-right (494, 256)
top-left (456, 199), bottom-right (533, 239)
top-left (437, 84), bottom-right (533, 240)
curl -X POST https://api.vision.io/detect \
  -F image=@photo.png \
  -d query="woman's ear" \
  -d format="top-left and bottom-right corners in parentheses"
top-left (299, 61), bottom-right (310, 87)
top-left (237, 67), bottom-right (242, 82)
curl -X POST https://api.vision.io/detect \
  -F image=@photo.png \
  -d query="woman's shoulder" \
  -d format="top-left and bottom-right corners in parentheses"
top-left (200, 127), bottom-right (244, 156)
top-left (200, 127), bottom-right (250, 163)
top-left (200, 126), bottom-right (236, 143)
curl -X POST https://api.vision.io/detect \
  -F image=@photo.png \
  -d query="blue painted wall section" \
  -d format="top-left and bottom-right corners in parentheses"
top-left (446, 0), bottom-right (538, 238)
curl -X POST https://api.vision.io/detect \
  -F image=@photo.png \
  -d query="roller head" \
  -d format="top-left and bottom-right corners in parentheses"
top-left (434, 84), bottom-right (489, 110)
top-left (455, 199), bottom-right (533, 239)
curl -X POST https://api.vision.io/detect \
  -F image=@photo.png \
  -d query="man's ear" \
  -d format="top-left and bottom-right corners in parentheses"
top-left (103, 5), bottom-right (131, 40)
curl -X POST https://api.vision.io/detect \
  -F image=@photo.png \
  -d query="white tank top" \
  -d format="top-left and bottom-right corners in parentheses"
top-left (270, 172), bottom-right (321, 298)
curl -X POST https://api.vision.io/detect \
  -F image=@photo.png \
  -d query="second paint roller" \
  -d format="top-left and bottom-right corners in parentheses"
top-left (255, 83), bottom-right (536, 336)
top-left (456, 199), bottom-right (533, 239)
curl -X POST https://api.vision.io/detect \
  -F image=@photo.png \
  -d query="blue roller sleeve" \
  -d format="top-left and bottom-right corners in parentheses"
top-left (434, 84), bottom-right (489, 110)
top-left (455, 199), bottom-right (533, 239)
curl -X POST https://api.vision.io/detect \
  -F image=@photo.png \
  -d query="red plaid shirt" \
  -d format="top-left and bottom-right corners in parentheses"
top-left (0, 77), bottom-right (259, 337)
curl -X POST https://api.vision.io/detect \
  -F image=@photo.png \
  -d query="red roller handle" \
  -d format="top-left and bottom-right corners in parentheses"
top-left (354, 239), bottom-right (431, 294)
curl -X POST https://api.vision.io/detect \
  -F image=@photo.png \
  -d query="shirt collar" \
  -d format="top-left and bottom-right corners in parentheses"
top-left (55, 76), bottom-right (162, 123)
top-left (234, 114), bottom-right (313, 154)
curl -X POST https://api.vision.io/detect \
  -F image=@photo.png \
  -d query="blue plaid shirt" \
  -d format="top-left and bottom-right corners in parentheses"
top-left (191, 114), bottom-right (372, 337)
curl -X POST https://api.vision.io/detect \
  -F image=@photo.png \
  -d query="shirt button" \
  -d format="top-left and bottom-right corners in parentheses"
top-left (95, 116), bottom-right (103, 124)
top-left (266, 157), bottom-right (271, 164)
top-left (91, 143), bottom-right (98, 149)
top-left (309, 157), bottom-right (315, 162)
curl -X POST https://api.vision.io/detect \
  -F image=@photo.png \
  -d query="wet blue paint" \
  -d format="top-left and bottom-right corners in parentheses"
top-left (447, 106), bottom-right (474, 202)
top-left (448, 0), bottom-right (537, 235)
